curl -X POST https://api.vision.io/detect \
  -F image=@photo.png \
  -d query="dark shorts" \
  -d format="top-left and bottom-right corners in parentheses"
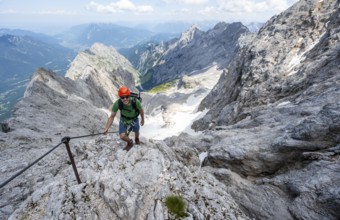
top-left (119, 118), bottom-right (140, 135)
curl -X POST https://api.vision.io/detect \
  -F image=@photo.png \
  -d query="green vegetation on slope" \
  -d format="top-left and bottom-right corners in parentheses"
top-left (147, 80), bottom-right (177, 93)
top-left (165, 194), bottom-right (188, 219)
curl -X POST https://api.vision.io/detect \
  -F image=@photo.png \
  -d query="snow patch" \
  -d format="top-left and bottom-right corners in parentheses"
top-left (199, 152), bottom-right (208, 167)
top-left (287, 33), bottom-right (326, 76)
top-left (277, 101), bottom-right (291, 107)
top-left (143, 102), bottom-right (207, 140)
top-left (143, 66), bottom-right (221, 140)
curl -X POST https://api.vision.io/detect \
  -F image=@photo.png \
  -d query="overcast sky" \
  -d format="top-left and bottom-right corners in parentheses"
top-left (0, 0), bottom-right (298, 32)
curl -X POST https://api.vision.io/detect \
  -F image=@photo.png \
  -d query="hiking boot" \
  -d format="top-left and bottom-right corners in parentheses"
top-left (124, 139), bottom-right (133, 151)
top-left (135, 137), bottom-right (140, 145)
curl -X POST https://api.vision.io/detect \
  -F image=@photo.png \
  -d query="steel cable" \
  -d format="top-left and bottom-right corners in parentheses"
top-left (0, 142), bottom-right (63, 189)
top-left (0, 130), bottom-right (117, 189)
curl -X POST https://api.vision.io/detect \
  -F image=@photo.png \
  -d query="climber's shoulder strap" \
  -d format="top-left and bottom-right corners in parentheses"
top-left (118, 98), bottom-right (123, 111)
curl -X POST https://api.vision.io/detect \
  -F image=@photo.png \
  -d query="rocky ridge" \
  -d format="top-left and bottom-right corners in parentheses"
top-left (0, 0), bottom-right (339, 219)
top-left (0, 43), bottom-right (142, 219)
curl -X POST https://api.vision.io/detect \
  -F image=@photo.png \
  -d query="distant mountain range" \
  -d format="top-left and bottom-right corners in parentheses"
top-left (55, 23), bottom-right (179, 51)
top-left (122, 22), bottom-right (249, 90)
top-left (0, 34), bottom-right (76, 121)
top-left (0, 28), bottom-right (59, 44)
top-left (55, 22), bottom-right (263, 51)
top-left (152, 21), bottom-right (263, 33)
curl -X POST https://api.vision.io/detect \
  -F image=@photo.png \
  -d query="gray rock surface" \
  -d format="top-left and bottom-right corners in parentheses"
top-left (7, 136), bottom-right (249, 220)
top-left (0, 0), bottom-right (339, 220)
top-left (189, 0), bottom-right (340, 219)
top-left (0, 68), bottom-right (109, 219)
top-left (193, 0), bottom-right (339, 130)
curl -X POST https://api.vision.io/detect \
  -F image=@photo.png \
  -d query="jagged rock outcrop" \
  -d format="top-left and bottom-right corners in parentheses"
top-left (134, 22), bottom-right (249, 89)
top-left (188, 0), bottom-right (340, 219)
top-left (194, 0), bottom-right (339, 130)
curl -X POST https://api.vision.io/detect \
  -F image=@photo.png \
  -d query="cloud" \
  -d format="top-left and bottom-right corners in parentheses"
top-left (198, 6), bottom-right (216, 15)
top-left (86, 0), bottom-right (154, 13)
top-left (172, 8), bottom-right (191, 14)
top-left (179, 8), bottom-right (190, 13)
top-left (0, 9), bottom-right (16, 14)
top-left (217, 0), bottom-right (293, 13)
top-left (33, 10), bottom-right (77, 15)
top-left (163, 0), bottom-right (209, 4)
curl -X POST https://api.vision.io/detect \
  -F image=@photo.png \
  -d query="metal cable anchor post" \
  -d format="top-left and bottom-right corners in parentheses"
top-left (62, 136), bottom-right (81, 184)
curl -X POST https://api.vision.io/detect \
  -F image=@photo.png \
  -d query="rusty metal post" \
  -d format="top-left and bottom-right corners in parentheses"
top-left (62, 136), bottom-right (81, 184)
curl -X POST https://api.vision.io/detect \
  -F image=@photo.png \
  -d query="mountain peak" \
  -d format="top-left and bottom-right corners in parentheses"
top-left (178, 24), bottom-right (203, 44)
top-left (88, 42), bottom-right (119, 57)
top-left (65, 43), bottom-right (138, 85)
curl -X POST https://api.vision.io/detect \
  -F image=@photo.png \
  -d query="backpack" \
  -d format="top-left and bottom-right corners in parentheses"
top-left (118, 92), bottom-right (142, 119)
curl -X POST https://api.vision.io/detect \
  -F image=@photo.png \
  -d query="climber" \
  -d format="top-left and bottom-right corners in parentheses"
top-left (103, 86), bottom-right (145, 151)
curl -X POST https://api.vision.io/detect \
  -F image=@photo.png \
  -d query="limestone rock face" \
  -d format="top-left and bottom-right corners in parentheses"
top-left (193, 0), bottom-right (339, 130)
top-left (188, 0), bottom-right (340, 219)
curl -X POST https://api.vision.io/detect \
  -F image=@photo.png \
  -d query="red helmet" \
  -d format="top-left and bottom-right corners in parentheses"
top-left (118, 86), bottom-right (131, 97)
